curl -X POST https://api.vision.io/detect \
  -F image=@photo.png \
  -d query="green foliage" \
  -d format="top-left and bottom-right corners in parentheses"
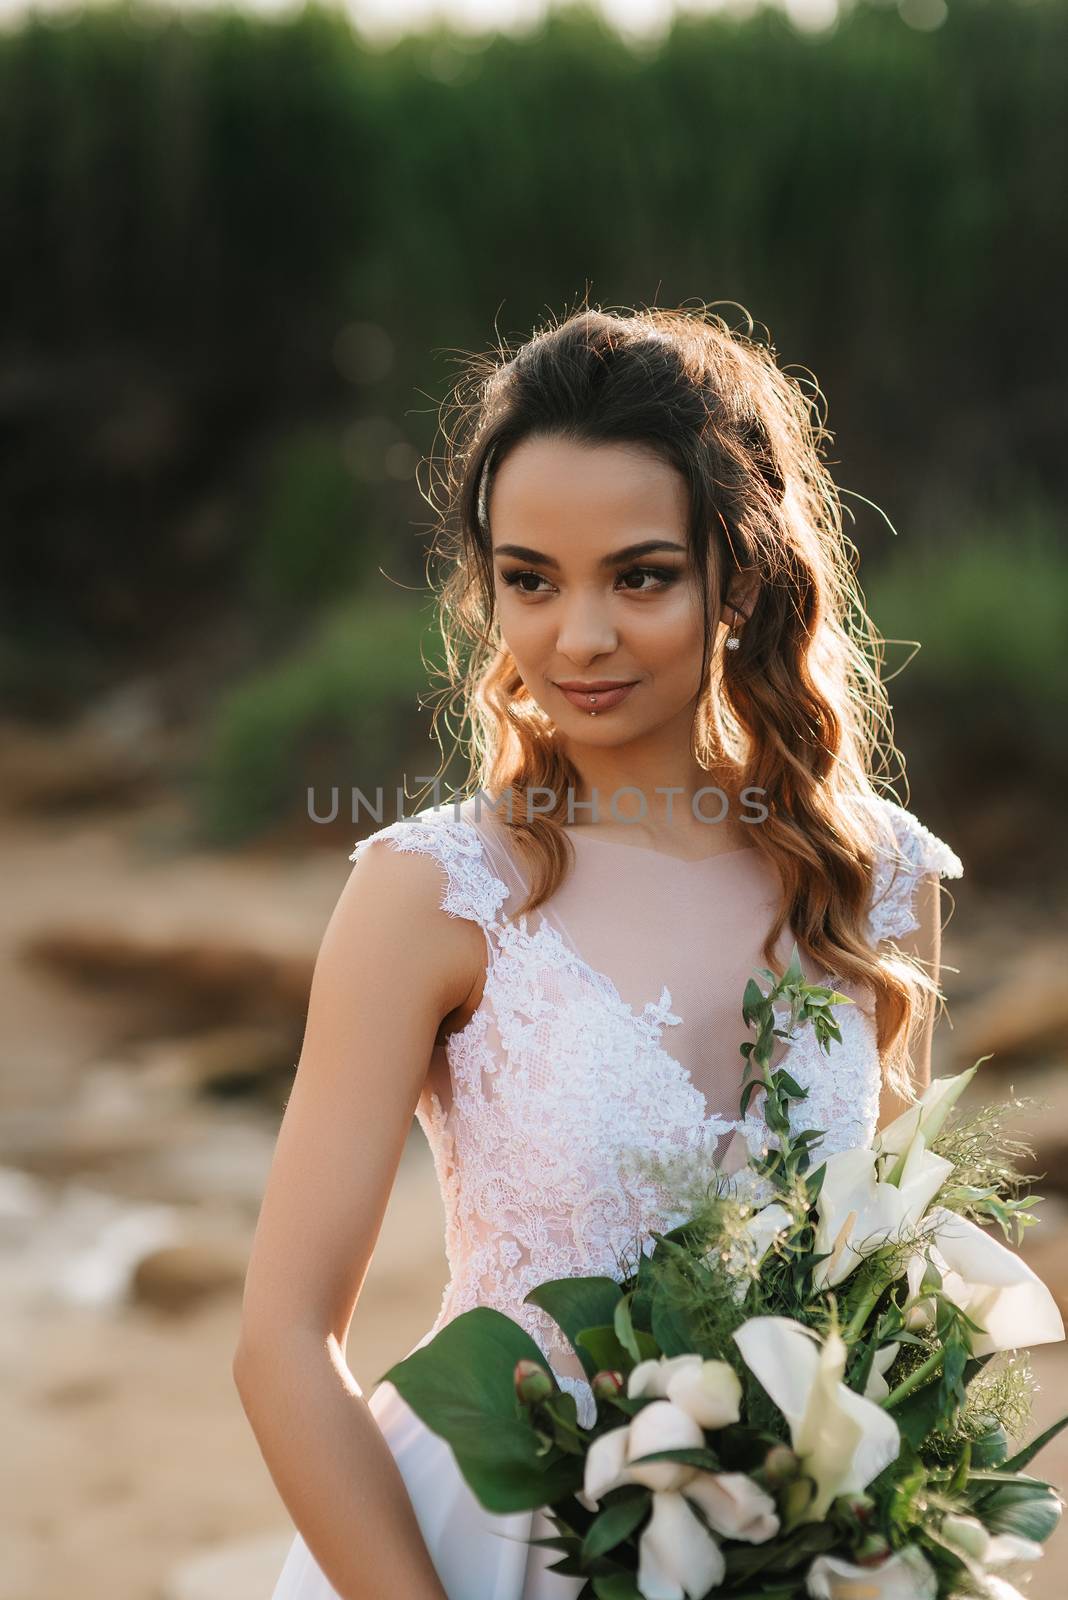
top-left (918, 1076), bottom-right (1050, 1258)
top-left (193, 595), bottom-right (439, 841)
top-left (970, 1474), bottom-right (1064, 1544)
top-left (2, 0), bottom-right (1068, 720)
top-left (866, 510), bottom-right (1068, 770)
top-left (247, 427), bottom-right (381, 620)
top-left (523, 1277), bottom-right (625, 1382)
top-left (581, 1486), bottom-right (651, 1563)
top-left (376, 1305), bottom-right (585, 1511)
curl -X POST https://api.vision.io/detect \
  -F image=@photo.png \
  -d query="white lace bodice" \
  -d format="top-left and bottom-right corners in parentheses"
top-left (351, 793), bottom-right (963, 1426)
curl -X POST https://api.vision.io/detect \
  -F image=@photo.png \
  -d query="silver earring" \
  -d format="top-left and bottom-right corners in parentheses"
top-left (725, 608), bottom-right (743, 651)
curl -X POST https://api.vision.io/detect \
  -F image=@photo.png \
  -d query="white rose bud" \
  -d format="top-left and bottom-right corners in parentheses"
top-left (628, 1352), bottom-right (702, 1400)
top-left (666, 1358), bottom-right (744, 1430)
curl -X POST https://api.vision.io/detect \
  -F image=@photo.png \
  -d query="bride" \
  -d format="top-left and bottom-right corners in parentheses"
top-left (233, 304), bottom-right (963, 1599)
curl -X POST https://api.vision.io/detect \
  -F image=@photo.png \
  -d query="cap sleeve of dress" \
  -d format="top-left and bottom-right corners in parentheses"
top-left (866, 795), bottom-right (964, 945)
top-left (349, 807), bottom-right (510, 932)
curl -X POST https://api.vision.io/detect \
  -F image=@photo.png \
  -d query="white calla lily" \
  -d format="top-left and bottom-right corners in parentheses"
top-left (637, 1489), bottom-right (726, 1599)
top-left (977, 1579), bottom-right (1028, 1600)
top-left (578, 1369), bottom-right (777, 1596)
top-left (806, 1543), bottom-right (938, 1599)
top-left (862, 1341), bottom-right (902, 1401)
top-left (939, 1512), bottom-right (990, 1560)
top-left (872, 1064), bottom-right (978, 1181)
top-left (811, 1134), bottom-right (954, 1290)
top-left (626, 1400), bottom-right (705, 1491)
top-left (732, 1315), bottom-right (900, 1520)
top-left (577, 1398), bottom-right (705, 1508)
top-left (577, 1422), bottom-right (632, 1508)
top-left (905, 1205), bottom-right (1064, 1355)
top-left (985, 1532), bottom-right (1045, 1566)
top-left (682, 1469), bottom-right (779, 1543)
top-left (717, 1199), bottom-right (794, 1303)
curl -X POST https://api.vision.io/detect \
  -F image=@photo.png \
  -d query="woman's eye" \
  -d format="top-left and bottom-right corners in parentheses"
top-left (618, 565), bottom-right (678, 591)
top-left (499, 565), bottom-right (678, 596)
top-left (501, 569), bottom-right (553, 595)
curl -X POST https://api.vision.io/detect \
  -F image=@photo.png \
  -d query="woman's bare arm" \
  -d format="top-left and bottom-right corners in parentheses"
top-left (232, 839), bottom-right (485, 1600)
top-left (876, 871), bottom-right (945, 1131)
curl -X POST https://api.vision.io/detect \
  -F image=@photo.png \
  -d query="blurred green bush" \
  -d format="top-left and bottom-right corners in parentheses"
top-left (866, 500), bottom-right (1068, 787)
top-left (2, 0), bottom-right (1064, 849)
top-left (2, 0), bottom-right (1065, 678)
top-left (193, 595), bottom-right (447, 842)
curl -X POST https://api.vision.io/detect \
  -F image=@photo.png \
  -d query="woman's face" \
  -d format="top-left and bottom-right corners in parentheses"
top-left (489, 435), bottom-right (729, 741)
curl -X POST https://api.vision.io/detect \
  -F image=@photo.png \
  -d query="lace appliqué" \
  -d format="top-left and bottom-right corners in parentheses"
top-left (349, 815), bottom-right (510, 927)
top-left (867, 796), bottom-right (964, 945)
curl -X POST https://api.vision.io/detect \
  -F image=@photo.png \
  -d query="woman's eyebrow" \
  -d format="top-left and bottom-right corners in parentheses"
top-left (493, 539), bottom-right (686, 570)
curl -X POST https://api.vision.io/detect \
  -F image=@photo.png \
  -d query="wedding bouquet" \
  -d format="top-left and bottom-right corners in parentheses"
top-left (381, 950), bottom-right (1067, 1600)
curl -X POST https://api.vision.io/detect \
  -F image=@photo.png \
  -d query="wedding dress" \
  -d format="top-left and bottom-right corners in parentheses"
top-left (270, 791), bottom-right (963, 1599)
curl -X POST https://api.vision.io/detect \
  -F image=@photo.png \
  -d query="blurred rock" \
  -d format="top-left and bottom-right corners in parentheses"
top-left (165, 1024), bottom-right (297, 1096)
top-left (22, 924), bottom-right (313, 1028)
top-left (3, 1178), bottom-right (182, 1310)
top-left (132, 1240), bottom-right (248, 1314)
top-left (0, 1162), bottom-right (50, 1236)
top-left (3, 1167), bottom-right (255, 1320)
top-left (951, 943), bottom-right (1068, 1067)
top-left (0, 687), bottom-right (168, 812)
top-left (0, 1092), bottom-right (208, 1179)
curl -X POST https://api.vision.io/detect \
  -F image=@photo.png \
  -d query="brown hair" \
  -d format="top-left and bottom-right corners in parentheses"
top-left (422, 300), bottom-right (952, 1103)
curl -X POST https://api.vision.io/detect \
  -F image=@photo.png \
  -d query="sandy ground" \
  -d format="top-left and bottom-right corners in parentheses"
top-left (4, 794), bottom-right (1067, 1600)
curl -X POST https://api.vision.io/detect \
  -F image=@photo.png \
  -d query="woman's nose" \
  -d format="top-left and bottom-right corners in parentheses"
top-left (555, 594), bottom-right (619, 661)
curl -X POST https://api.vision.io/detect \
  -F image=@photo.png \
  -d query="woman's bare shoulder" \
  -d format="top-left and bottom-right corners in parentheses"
top-left (333, 832), bottom-right (487, 1017)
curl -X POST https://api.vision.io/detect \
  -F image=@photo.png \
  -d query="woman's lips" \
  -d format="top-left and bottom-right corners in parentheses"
top-left (555, 681), bottom-right (638, 711)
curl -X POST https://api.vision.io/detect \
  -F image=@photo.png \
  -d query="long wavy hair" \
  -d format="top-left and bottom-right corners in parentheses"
top-left (420, 301), bottom-right (952, 1103)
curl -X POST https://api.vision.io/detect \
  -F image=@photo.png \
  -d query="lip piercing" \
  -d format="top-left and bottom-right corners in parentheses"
top-left (588, 693), bottom-right (598, 716)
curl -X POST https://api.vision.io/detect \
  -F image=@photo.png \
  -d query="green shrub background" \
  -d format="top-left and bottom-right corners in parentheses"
top-left (2, 0), bottom-right (1063, 861)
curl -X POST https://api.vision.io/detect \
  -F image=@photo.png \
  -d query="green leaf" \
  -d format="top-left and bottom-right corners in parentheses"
top-left (649, 1283), bottom-right (701, 1358)
top-left (631, 1445), bottom-right (722, 1472)
top-left (574, 1325), bottom-right (631, 1373)
top-left (742, 977), bottom-right (766, 1020)
top-left (541, 1388), bottom-right (586, 1455)
top-left (377, 1307), bottom-right (580, 1511)
top-left (892, 1353), bottom-right (991, 1449)
top-left (581, 1487), bottom-right (651, 1561)
top-left (717, 1589), bottom-right (807, 1600)
top-left (592, 1576), bottom-right (645, 1599)
top-left (613, 1294), bottom-right (642, 1365)
top-left (721, 1514), bottom-right (837, 1579)
top-left (997, 1412), bottom-right (1068, 1476)
top-left (979, 1477), bottom-right (1064, 1544)
top-left (775, 1071), bottom-right (808, 1099)
top-left (524, 1277), bottom-right (625, 1379)
top-left (783, 944), bottom-right (805, 986)
top-left (969, 1426), bottom-right (1009, 1468)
